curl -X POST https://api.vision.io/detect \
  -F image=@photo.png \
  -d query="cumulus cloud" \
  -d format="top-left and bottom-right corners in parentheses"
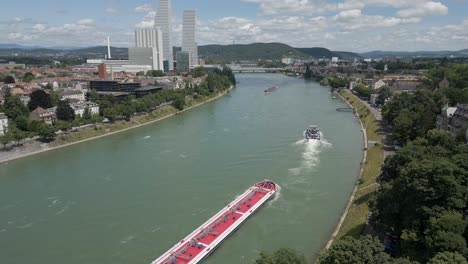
top-left (104, 8), bottom-right (120, 14)
top-left (135, 11), bottom-right (155, 28)
top-left (397, 2), bottom-right (448, 18)
top-left (135, 4), bottom-right (153, 13)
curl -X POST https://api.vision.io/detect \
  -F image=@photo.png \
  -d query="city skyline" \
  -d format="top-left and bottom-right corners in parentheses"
top-left (0, 0), bottom-right (468, 52)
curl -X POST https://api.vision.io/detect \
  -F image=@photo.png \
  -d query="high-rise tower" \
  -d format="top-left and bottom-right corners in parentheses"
top-left (182, 9), bottom-right (198, 68)
top-left (154, 0), bottom-right (173, 71)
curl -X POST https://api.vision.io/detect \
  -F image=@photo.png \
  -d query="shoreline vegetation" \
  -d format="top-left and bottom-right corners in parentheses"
top-left (0, 86), bottom-right (233, 164)
top-left (323, 89), bottom-right (383, 249)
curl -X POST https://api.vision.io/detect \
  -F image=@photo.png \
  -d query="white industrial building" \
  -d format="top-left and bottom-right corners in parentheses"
top-left (130, 28), bottom-right (164, 71)
top-left (155, 0), bottom-right (174, 71)
top-left (182, 9), bottom-right (198, 68)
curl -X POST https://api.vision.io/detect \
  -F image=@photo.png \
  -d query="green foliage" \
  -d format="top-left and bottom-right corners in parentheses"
top-left (255, 248), bottom-right (306, 264)
top-left (35, 122), bottom-right (56, 142)
top-left (376, 86), bottom-right (392, 106)
top-left (199, 43), bottom-right (306, 63)
top-left (28, 90), bottom-right (52, 111)
top-left (426, 64), bottom-right (468, 90)
top-left (0, 133), bottom-right (12, 148)
top-left (191, 67), bottom-right (208, 78)
top-left (49, 90), bottom-right (60, 107)
top-left (370, 130), bottom-right (468, 261)
top-left (146, 70), bottom-right (166, 77)
top-left (320, 236), bottom-right (392, 264)
top-left (354, 83), bottom-right (373, 98)
top-left (56, 100), bottom-right (75, 121)
top-left (440, 87), bottom-right (468, 106)
top-left (22, 72), bottom-right (35, 82)
top-left (7, 124), bottom-right (27, 145)
top-left (172, 95), bottom-right (185, 111)
top-left (3, 89), bottom-right (29, 121)
top-left (82, 107), bottom-right (92, 120)
top-left (53, 120), bottom-right (72, 131)
top-left (382, 90), bottom-right (443, 144)
top-left (427, 252), bottom-right (467, 264)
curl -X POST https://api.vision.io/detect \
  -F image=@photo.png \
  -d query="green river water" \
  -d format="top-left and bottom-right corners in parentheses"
top-left (0, 74), bottom-right (363, 264)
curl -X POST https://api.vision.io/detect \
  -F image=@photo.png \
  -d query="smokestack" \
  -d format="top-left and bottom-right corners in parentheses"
top-left (107, 36), bottom-right (112, 60)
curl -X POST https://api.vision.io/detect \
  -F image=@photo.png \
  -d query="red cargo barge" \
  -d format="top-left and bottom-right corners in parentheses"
top-left (152, 179), bottom-right (277, 264)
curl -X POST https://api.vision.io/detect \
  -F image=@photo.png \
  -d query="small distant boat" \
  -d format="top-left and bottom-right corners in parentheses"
top-left (305, 125), bottom-right (321, 141)
top-left (264, 86), bottom-right (279, 93)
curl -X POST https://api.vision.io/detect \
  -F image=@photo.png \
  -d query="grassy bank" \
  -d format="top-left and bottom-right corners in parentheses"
top-left (334, 90), bottom-right (383, 239)
top-left (338, 91), bottom-right (380, 142)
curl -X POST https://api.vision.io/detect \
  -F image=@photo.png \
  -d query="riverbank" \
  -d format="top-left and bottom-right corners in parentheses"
top-left (0, 87), bottom-right (233, 164)
top-left (324, 89), bottom-right (384, 250)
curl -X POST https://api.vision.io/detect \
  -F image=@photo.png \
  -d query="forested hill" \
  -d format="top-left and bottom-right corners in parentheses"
top-left (0, 42), bottom-right (360, 63)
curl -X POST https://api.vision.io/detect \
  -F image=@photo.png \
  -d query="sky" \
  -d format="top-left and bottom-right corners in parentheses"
top-left (1, 0), bottom-right (468, 52)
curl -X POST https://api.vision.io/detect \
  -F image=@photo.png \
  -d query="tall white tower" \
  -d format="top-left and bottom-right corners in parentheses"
top-left (107, 36), bottom-right (112, 59)
top-left (154, 0), bottom-right (173, 71)
top-left (182, 9), bottom-right (198, 68)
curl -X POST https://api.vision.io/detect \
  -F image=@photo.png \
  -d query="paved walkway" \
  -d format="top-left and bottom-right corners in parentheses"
top-left (343, 89), bottom-right (395, 158)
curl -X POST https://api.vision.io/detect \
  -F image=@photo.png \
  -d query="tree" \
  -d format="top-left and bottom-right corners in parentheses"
top-left (172, 95), bottom-right (185, 111)
top-left (320, 236), bottom-right (392, 264)
top-left (427, 252), bottom-right (467, 264)
top-left (56, 100), bottom-right (75, 121)
top-left (0, 133), bottom-right (12, 149)
top-left (103, 107), bottom-right (118, 122)
top-left (3, 75), bottom-right (15, 84)
top-left (255, 248), bottom-right (306, 264)
top-left (8, 125), bottom-right (27, 145)
top-left (28, 90), bottom-right (52, 111)
top-left (22, 72), bottom-right (35, 82)
top-left (35, 122), bottom-right (56, 142)
top-left (82, 107), bottom-right (92, 120)
top-left (49, 90), bottom-right (60, 107)
top-left (354, 83), bottom-right (373, 98)
top-left (3, 89), bottom-right (28, 121)
top-left (376, 86), bottom-right (392, 106)
top-left (146, 70), bottom-right (165, 77)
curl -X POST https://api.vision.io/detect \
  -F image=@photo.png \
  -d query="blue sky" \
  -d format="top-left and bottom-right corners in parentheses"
top-left (1, 0), bottom-right (468, 52)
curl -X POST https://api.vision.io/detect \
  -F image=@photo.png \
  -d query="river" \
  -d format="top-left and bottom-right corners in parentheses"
top-left (0, 74), bottom-right (363, 264)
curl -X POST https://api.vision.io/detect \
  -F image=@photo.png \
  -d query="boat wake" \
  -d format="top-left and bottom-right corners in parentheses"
top-left (267, 184), bottom-right (282, 206)
top-left (290, 135), bottom-right (332, 176)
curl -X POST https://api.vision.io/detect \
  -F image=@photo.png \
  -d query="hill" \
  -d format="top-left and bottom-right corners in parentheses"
top-left (296, 47), bottom-right (337, 58)
top-left (360, 49), bottom-right (468, 58)
top-left (198, 43), bottom-right (306, 62)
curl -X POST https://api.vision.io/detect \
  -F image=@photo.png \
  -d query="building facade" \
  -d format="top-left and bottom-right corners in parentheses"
top-left (176, 51), bottom-right (190, 73)
top-left (61, 90), bottom-right (85, 102)
top-left (154, 0), bottom-right (174, 71)
top-left (182, 9), bottom-right (198, 68)
top-left (70, 102), bottom-right (100, 117)
top-left (30, 107), bottom-right (56, 125)
top-left (0, 113), bottom-right (8, 136)
top-left (133, 28), bottom-right (164, 71)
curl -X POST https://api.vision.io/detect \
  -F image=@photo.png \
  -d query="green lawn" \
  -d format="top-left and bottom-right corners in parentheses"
top-left (336, 145), bottom-right (383, 239)
top-left (334, 90), bottom-right (384, 240)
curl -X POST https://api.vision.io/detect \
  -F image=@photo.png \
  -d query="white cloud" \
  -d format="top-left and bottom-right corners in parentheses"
top-left (135, 11), bottom-right (155, 28)
top-left (77, 18), bottom-right (95, 26)
top-left (397, 1), bottom-right (448, 18)
top-left (135, 4), bottom-right (153, 13)
top-left (334, 9), bottom-right (362, 21)
top-left (104, 8), bottom-right (120, 14)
